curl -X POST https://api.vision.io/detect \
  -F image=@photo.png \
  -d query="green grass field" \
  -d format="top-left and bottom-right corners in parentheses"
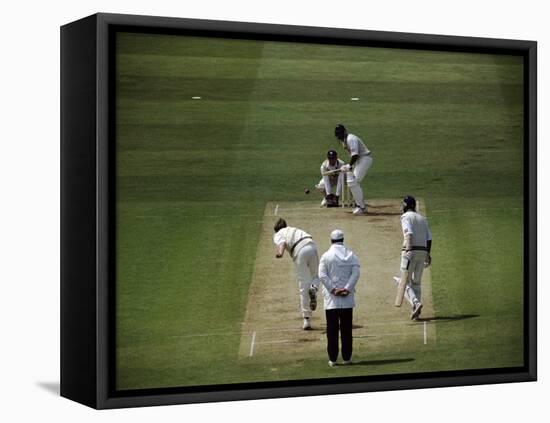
top-left (115, 32), bottom-right (524, 390)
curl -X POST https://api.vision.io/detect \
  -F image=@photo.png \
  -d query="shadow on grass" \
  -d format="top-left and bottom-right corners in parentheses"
top-left (417, 314), bottom-right (480, 323)
top-left (320, 325), bottom-right (373, 334)
top-left (365, 203), bottom-right (398, 210)
top-left (349, 358), bottom-right (415, 366)
top-left (366, 211), bottom-right (403, 216)
top-left (36, 381), bottom-right (59, 396)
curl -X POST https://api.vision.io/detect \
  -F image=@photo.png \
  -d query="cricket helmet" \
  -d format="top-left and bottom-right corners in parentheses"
top-left (334, 124), bottom-right (347, 141)
top-left (327, 149), bottom-right (338, 159)
top-left (402, 196), bottom-right (417, 212)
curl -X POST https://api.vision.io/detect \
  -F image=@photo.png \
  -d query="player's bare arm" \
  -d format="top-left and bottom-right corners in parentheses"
top-left (404, 232), bottom-right (413, 259)
top-left (275, 242), bottom-right (286, 258)
top-left (425, 239), bottom-right (433, 267)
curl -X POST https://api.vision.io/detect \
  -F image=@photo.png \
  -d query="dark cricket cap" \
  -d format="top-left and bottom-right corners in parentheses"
top-left (327, 149), bottom-right (338, 159)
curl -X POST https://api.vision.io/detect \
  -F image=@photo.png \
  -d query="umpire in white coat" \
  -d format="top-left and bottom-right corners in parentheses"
top-left (318, 229), bottom-right (360, 366)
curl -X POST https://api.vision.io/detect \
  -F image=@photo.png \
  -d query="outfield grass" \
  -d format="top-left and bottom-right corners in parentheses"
top-left (115, 32), bottom-right (524, 389)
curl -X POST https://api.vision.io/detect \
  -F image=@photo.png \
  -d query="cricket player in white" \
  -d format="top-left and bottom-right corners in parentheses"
top-left (273, 218), bottom-right (321, 330)
top-left (396, 196), bottom-right (432, 320)
top-left (316, 149), bottom-right (345, 207)
top-left (334, 124), bottom-right (373, 215)
top-left (318, 229), bottom-right (360, 366)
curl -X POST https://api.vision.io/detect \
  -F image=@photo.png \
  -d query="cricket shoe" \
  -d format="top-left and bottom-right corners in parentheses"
top-left (308, 286), bottom-right (318, 311)
top-left (352, 206), bottom-right (367, 216)
top-left (320, 198), bottom-right (327, 207)
top-left (392, 276), bottom-right (400, 286)
top-left (303, 317), bottom-right (312, 330)
top-left (411, 302), bottom-right (423, 320)
top-left (343, 359), bottom-right (353, 365)
top-left (328, 361), bottom-right (337, 367)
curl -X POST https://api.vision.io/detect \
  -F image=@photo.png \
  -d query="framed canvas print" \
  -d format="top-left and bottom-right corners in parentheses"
top-left (60, 13), bottom-right (537, 409)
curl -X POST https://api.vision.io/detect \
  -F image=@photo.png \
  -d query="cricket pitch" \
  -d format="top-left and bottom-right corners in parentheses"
top-left (239, 200), bottom-right (435, 362)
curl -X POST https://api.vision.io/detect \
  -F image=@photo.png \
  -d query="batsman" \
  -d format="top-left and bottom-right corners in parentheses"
top-left (394, 196), bottom-right (432, 320)
top-left (334, 124), bottom-right (373, 215)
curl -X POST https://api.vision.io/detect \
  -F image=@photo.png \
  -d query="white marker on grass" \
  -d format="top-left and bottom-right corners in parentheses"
top-left (249, 331), bottom-right (256, 357)
top-left (274, 204), bottom-right (279, 215)
top-left (350, 97), bottom-right (360, 101)
top-left (423, 321), bottom-right (427, 345)
top-left (192, 96), bottom-right (202, 100)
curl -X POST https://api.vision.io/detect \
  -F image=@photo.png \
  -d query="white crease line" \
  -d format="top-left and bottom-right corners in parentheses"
top-left (164, 320), bottom-right (432, 340)
top-left (424, 321), bottom-right (427, 345)
top-left (354, 331), bottom-right (421, 338)
top-left (248, 320), bottom-right (428, 332)
top-left (274, 204), bottom-right (279, 215)
top-left (268, 203), bottom-right (520, 215)
top-left (256, 331), bottom-right (424, 344)
top-left (249, 331), bottom-right (256, 357)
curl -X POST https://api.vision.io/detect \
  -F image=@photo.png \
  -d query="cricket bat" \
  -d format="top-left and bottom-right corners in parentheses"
top-left (394, 270), bottom-right (409, 307)
top-left (321, 168), bottom-right (343, 176)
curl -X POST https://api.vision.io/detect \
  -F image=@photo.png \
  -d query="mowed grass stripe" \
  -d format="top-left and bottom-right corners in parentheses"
top-left (117, 99), bottom-right (522, 127)
top-left (116, 122), bottom-right (522, 155)
top-left (118, 77), bottom-right (522, 106)
top-left (118, 32), bottom-right (522, 66)
top-left (117, 53), bottom-right (522, 84)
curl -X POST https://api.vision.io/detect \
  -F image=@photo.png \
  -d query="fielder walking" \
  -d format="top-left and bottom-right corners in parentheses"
top-left (318, 229), bottom-right (361, 366)
top-left (273, 218), bottom-right (321, 330)
top-left (334, 124), bottom-right (373, 215)
top-left (316, 149), bottom-right (345, 207)
top-left (394, 196), bottom-right (432, 320)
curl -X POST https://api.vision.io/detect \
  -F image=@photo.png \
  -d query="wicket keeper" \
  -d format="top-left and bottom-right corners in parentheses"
top-left (316, 149), bottom-right (345, 207)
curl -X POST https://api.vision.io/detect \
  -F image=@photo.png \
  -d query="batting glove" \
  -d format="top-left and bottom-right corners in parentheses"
top-left (424, 254), bottom-right (432, 268)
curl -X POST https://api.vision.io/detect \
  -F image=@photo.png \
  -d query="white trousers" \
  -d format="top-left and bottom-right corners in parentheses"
top-left (346, 155), bottom-right (373, 208)
top-left (294, 243), bottom-right (320, 318)
top-left (400, 250), bottom-right (427, 308)
top-left (316, 174), bottom-right (344, 197)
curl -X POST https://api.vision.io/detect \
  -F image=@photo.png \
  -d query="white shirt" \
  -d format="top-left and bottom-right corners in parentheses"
top-left (320, 158), bottom-right (345, 185)
top-left (344, 134), bottom-right (370, 157)
top-left (401, 210), bottom-right (432, 248)
top-left (318, 243), bottom-right (360, 309)
top-left (273, 227), bottom-right (314, 259)
top-left (320, 158), bottom-right (345, 175)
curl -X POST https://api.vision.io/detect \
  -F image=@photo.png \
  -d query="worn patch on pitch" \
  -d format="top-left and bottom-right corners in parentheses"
top-left (239, 200), bottom-right (435, 362)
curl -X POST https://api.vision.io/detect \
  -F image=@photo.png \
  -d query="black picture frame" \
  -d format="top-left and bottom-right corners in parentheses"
top-left (60, 12), bottom-right (537, 409)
